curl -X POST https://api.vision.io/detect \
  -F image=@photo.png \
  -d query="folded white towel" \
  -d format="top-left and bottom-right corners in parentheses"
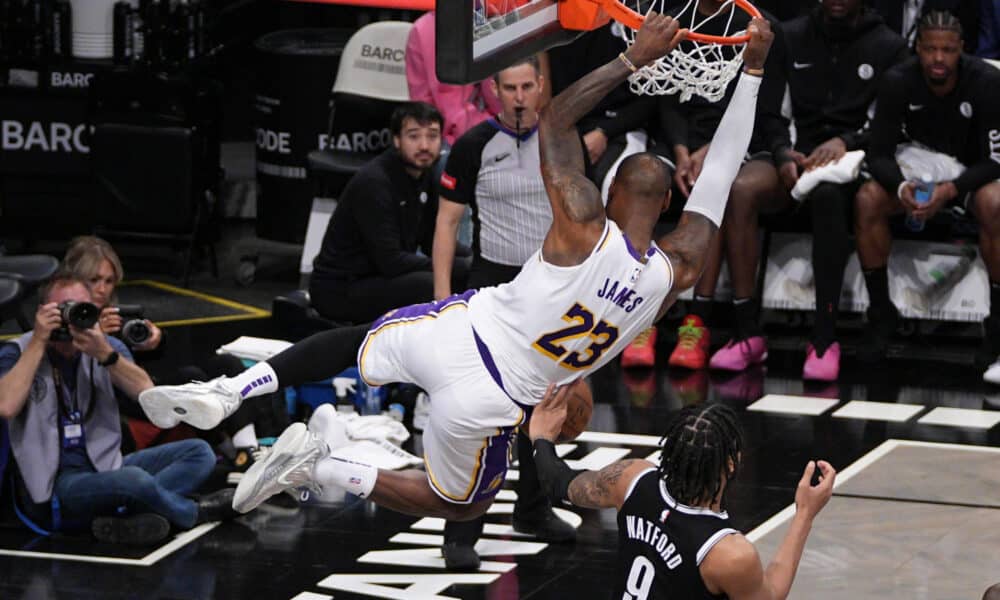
top-left (791, 150), bottom-right (866, 202)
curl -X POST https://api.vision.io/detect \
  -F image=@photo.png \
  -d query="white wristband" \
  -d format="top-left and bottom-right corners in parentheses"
top-left (897, 181), bottom-right (910, 200)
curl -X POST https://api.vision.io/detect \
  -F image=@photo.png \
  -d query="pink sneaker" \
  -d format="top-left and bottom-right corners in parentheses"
top-left (802, 342), bottom-right (840, 382)
top-left (709, 336), bottom-right (767, 372)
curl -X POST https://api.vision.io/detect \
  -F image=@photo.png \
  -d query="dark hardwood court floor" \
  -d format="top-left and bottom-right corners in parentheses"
top-left (1, 275), bottom-right (998, 599)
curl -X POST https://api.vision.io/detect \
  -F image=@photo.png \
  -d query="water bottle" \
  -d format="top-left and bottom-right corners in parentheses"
top-left (362, 382), bottom-right (385, 415)
top-left (332, 376), bottom-right (358, 416)
top-left (905, 175), bottom-right (934, 232)
top-left (387, 403), bottom-right (405, 422)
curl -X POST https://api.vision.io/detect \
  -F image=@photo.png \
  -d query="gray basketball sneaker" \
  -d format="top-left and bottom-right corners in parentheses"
top-left (233, 423), bottom-right (329, 514)
top-left (138, 377), bottom-right (242, 430)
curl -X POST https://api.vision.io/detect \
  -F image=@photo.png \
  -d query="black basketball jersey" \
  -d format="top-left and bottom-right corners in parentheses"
top-left (616, 468), bottom-right (739, 600)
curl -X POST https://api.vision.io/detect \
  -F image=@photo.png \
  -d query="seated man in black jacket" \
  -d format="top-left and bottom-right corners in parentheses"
top-left (855, 11), bottom-right (1000, 372)
top-left (680, 0), bottom-right (906, 381)
top-left (309, 102), bottom-right (470, 323)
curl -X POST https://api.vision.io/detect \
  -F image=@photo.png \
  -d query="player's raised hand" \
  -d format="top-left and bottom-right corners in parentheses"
top-left (626, 13), bottom-right (684, 68)
top-left (528, 383), bottom-right (571, 443)
top-left (794, 460), bottom-right (836, 520)
top-left (742, 17), bottom-right (774, 72)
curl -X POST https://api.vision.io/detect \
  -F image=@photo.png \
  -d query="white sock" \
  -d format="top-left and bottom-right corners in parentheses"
top-left (313, 456), bottom-right (378, 498)
top-left (231, 424), bottom-right (257, 448)
top-left (307, 404), bottom-right (350, 450)
top-left (227, 362), bottom-right (279, 399)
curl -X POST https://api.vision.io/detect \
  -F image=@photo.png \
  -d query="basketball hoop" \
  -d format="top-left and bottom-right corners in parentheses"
top-left (559, 0), bottom-right (762, 102)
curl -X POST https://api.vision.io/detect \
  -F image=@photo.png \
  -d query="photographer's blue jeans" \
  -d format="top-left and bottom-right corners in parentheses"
top-left (54, 439), bottom-right (215, 530)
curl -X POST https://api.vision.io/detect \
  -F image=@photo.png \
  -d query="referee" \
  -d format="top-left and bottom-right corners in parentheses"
top-left (430, 55), bottom-right (576, 571)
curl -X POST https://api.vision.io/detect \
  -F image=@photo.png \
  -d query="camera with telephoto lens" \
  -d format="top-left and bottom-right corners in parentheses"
top-left (50, 301), bottom-right (101, 341)
top-left (116, 304), bottom-right (151, 346)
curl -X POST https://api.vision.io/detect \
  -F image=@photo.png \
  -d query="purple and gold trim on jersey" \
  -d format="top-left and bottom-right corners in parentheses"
top-left (425, 424), bottom-right (516, 504)
top-left (358, 289), bottom-right (477, 385)
top-left (594, 221), bottom-right (612, 254)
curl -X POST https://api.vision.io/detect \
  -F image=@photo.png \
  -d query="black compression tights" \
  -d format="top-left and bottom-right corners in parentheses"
top-left (266, 324), bottom-right (372, 386)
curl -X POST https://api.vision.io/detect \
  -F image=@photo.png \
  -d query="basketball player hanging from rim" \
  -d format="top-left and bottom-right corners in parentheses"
top-left (135, 15), bottom-right (775, 521)
top-left (528, 386), bottom-right (836, 600)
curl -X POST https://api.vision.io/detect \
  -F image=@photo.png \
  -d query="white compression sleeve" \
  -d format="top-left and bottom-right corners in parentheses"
top-left (682, 73), bottom-right (763, 227)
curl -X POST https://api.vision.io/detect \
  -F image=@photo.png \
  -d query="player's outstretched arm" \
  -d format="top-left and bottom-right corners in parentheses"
top-left (528, 383), bottom-right (654, 509)
top-left (701, 460), bottom-right (836, 600)
top-left (655, 19), bottom-right (772, 315)
top-left (539, 14), bottom-right (683, 265)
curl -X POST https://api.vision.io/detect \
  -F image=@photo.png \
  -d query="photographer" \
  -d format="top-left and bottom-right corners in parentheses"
top-left (0, 274), bottom-right (236, 544)
top-left (62, 237), bottom-right (281, 454)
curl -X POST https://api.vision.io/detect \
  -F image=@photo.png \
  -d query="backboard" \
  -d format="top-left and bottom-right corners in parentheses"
top-left (436, 0), bottom-right (585, 84)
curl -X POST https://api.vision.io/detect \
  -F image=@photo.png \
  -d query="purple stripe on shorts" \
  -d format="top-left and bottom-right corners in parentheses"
top-left (472, 328), bottom-right (532, 414)
top-left (370, 289), bottom-right (478, 331)
top-left (472, 425), bottom-right (515, 502)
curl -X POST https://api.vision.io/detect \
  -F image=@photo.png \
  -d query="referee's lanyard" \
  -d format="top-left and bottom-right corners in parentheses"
top-left (52, 358), bottom-right (95, 451)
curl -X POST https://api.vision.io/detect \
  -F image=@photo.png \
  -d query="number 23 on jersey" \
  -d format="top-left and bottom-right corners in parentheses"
top-left (532, 303), bottom-right (620, 370)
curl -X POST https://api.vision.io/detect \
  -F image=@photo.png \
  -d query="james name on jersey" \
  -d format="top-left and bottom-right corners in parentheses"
top-left (597, 276), bottom-right (646, 313)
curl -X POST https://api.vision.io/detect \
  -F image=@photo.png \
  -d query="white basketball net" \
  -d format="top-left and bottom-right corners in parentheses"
top-left (618, 0), bottom-right (748, 102)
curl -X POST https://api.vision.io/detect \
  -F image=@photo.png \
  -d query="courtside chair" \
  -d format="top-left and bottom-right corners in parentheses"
top-left (273, 21), bottom-right (413, 338)
top-left (0, 277), bottom-right (24, 331)
top-left (301, 20), bottom-right (414, 278)
top-left (0, 254), bottom-right (60, 330)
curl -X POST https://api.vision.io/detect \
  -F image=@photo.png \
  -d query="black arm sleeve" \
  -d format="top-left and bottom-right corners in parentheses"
top-left (354, 182), bottom-right (432, 277)
top-left (592, 95), bottom-right (657, 139)
top-left (953, 85), bottom-right (1000, 197)
top-left (533, 439), bottom-right (584, 505)
top-left (756, 24), bottom-right (792, 162)
top-left (657, 94), bottom-right (690, 150)
top-left (867, 69), bottom-right (909, 194)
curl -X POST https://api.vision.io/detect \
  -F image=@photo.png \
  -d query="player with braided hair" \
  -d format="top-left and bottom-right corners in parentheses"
top-left (656, 403), bottom-right (743, 507)
top-left (529, 388), bottom-right (836, 599)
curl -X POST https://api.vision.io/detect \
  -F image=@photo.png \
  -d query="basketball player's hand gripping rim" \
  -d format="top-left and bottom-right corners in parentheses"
top-left (625, 13), bottom-right (685, 68)
top-left (795, 460), bottom-right (836, 520)
top-left (741, 17), bottom-right (774, 72)
top-left (528, 383), bottom-right (573, 443)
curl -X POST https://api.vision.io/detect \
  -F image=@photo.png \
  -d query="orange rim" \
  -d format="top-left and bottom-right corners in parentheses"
top-left (603, 0), bottom-right (762, 45)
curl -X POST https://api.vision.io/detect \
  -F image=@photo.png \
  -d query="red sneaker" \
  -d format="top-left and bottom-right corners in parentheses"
top-left (621, 326), bottom-right (658, 368)
top-left (668, 315), bottom-right (710, 370)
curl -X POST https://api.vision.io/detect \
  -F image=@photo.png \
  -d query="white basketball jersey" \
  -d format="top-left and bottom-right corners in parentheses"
top-left (468, 219), bottom-right (674, 405)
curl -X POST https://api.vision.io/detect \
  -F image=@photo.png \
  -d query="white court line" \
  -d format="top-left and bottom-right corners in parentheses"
top-left (576, 431), bottom-right (662, 447)
top-left (917, 407), bottom-right (1000, 429)
top-left (891, 439), bottom-right (1000, 453)
top-left (746, 439), bottom-right (899, 543)
top-left (747, 394), bottom-right (840, 416)
top-left (832, 401), bottom-right (926, 422)
top-left (746, 440), bottom-right (1000, 543)
top-left (0, 522), bottom-right (219, 566)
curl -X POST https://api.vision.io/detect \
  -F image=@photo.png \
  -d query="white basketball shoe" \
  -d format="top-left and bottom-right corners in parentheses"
top-left (233, 423), bottom-right (329, 514)
top-left (138, 377), bottom-right (243, 430)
